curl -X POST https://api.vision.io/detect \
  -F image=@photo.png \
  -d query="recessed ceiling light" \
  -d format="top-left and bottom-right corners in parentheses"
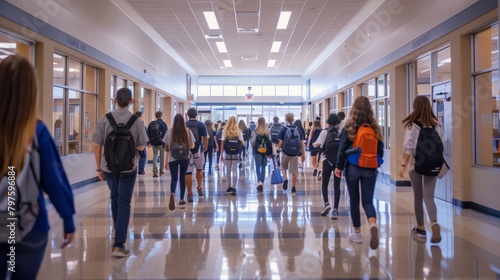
top-left (205, 34), bottom-right (223, 40)
top-left (203, 11), bottom-right (220, 30)
top-left (271, 41), bottom-right (282, 53)
top-left (277, 11), bottom-right (291, 29)
top-left (267, 60), bottom-right (276, 67)
top-left (224, 60), bottom-right (232, 67)
top-left (216, 42), bottom-right (227, 53)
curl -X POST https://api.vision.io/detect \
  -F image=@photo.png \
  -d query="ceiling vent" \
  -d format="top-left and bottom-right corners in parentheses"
top-left (236, 11), bottom-right (259, 33)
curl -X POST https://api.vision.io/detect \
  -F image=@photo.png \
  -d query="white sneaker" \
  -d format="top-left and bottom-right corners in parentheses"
top-left (349, 232), bottom-right (363, 243)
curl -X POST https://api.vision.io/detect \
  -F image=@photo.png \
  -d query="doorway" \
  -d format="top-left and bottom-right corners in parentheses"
top-left (432, 82), bottom-right (452, 202)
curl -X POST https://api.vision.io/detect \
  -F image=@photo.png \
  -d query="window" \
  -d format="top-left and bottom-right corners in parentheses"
top-left (197, 84), bottom-right (301, 96)
top-left (473, 24), bottom-right (500, 168)
top-left (342, 88), bottom-right (354, 117)
top-left (53, 53), bottom-right (98, 155)
top-left (362, 74), bottom-right (390, 148)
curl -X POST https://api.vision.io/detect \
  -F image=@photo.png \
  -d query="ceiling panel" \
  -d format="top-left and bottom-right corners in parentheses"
top-left (126, 0), bottom-right (369, 75)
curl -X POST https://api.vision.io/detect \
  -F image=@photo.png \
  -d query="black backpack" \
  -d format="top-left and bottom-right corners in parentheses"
top-left (104, 113), bottom-right (138, 172)
top-left (242, 128), bottom-right (251, 141)
top-left (148, 120), bottom-right (163, 146)
top-left (187, 121), bottom-right (201, 153)
top-left (281, 127), bottom-right (301, 156)
top-left (270, 124), bottom-right (282, 144)
top-left (414, 121), bottom-right (444, 176)
top-left (224, 136), bottom-right (242, 155)
top-left (170, 141), bottom-right (190, 160)
top-left (255, 134), bottom-right (271, 155)
top-left (323, 126), bottom-right (341, 165)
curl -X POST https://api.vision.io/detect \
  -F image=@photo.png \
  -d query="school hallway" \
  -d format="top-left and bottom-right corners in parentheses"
top-left (39, 155), bottom-right (500, 280)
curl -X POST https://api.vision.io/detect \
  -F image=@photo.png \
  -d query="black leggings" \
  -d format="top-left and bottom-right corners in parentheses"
top-left (322, 159), bottom-right (341, 209)
top-left (204, 145), bottom-right (214, 170)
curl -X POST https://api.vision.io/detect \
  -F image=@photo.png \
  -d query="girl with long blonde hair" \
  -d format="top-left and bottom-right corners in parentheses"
top-left (220, 116), bottom-right (245, 195)
top-left (335, 95), bottom-right (384, 250)
top-left (250, 117), bottom-right (273, 192)
top-left (0, 55), bottom-right (75, 279)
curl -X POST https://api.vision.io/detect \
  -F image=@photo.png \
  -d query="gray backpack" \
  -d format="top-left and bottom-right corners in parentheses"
top-left (0, 135), bottom-right (41, 242)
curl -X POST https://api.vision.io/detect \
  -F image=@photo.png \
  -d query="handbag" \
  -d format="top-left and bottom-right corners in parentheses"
top-left (437, 160), bottom-right (450, 179)
top-left (271, 157), bottom-right (284, 185)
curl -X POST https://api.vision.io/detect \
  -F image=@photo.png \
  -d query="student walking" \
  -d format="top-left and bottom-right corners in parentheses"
top-left (308, 120), bottom-right (323, 178)
top-left (400, 96), bottom-right (444, 243)
top-left (220, 116), bottom-right (245, 195)
top-left (277, 113), bottom-right (306, 195)
top-left (250, 117), bottom-right (273, 193)
top-left (215, 122), bottom-right (225, 170)
top-left (135, 111), bottom-right (148, 177)
top-left (93, 87), bottom-right (148, 257)
top-left (148, 111), bottom-right (168, 177)
top-left (163, 113), bottom-right (195, 210)
top-left (239, 120), bottom-right (251, 164)
top-left (313, 113), bottom-right (342, 219)
top-left (203, 120), bottom-right (216, 175)
top-left (185, 108), bottom-right (208, 201)
top-left (293, 119), bottom-right (306, 169)
top-left (0, 55), bottom-right (76, 280)
top-left (335, 96), bottom-right (384, 250)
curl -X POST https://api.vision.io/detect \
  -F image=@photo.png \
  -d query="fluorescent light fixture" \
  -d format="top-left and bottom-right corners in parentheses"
top-left (271, 41), bottom-right (282, 53)
top-left (216, 42), bottom-right (227, 53)
top-left (277, 11), bottom-right (291, 29)
top-left (203, 11), bottom-right (220, 30)
top-left (440, 58), bottom-right (451, 63)
top-left (223, 60), bottom-right (232, 67)
top-left (420, 68), bottom-right (430, 73)
top-left (437, 62), bottom-right (445, 67)
top-left (267, 59), bottom-right (276, 67)
top-left (0, 43), bottom-right (16, 48)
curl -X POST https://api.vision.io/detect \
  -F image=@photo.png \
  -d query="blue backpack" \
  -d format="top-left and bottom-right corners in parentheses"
top-left (281, 127), bottom-right (301, 156)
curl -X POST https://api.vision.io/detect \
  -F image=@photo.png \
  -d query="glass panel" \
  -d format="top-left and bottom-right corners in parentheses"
top-left (417, 55), bottom-right (431, 96)
top-left (223, 106), bottom-right (236, 121)
top-left (224, 85), bottom-right (237, 96)
top-left (387, 98), bottom-right (391, 149)
top-left (437, 47), bottom-right (451, 82)
top-left (377, 99), bottom-right (386, 139)
top-left (377, 75), bottom-right (386, 97)
top-left (237, 106), bottom-right (252, 115)
top-left (68, 59), bottom-right (82, 89)
top-left (251, 85), bottom-right (262, 96)
top-left (127, 80), bottom-right (134, 93)
top-left (251, 106), bottom-right (263, 115)
top-left (83, 94), bottom-right (97, 153)
top-left (386, 74), bottom-right (390, 96)
top-left (0, 35), bottom-right (17, 61)
top-left (475, 70), bottom-right (500, 167)
top-left (474, 24), bottom-right (499, 71)
top-left (53, 53), bottom-right (65, 85)
top-left (289, 85), bottom-right (301, 96)
top-left (366, 80), bottom-right (376, 100)
top-left (198, 85), bottom-right (210, 96)
top-left (53, 86), bottom-right (64, 155)
top-left (84, 65), bottom-right (97, 92)
top-left (68, 90), bottom-right (81, 154)
top-left (116, 77), bottom-right (126, 88)
top-left (211, 107), bottom-right (224, 123)
top-left (140, 88), bottom-right (145, 113)
top-left (211, 85), bottom-right (223, 96)
top-left (263, 85), bottom-right (275, 96)
top-left (236, 85), bottom-right (247, 96)
top-left (110, 75), bottom-right (115, 112)
top-left (276, 86), bottom-right (288, 96)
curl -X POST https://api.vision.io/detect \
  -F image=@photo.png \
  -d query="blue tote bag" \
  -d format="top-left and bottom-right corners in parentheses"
top-left (271, 157), bottom-right (284, 185)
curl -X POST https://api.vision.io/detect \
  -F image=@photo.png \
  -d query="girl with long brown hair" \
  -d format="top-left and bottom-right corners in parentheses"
top-left (400, 95), bottom-right (443, 243)
top-left (0, 55), bottom-right (75, 279)
top-left (335, 95), bottom-right (384, 250)
top-left (163, 113), bottom-right (195, 210)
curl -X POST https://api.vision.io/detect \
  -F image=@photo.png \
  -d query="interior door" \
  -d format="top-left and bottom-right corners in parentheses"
top-left (432, 82), bottom-right (452, 202)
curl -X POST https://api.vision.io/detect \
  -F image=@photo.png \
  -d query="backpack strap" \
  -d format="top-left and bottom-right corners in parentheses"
top-left (125, 114), bottom-right (138, 129)
top-left (105, 113), bottom-right (118, 130)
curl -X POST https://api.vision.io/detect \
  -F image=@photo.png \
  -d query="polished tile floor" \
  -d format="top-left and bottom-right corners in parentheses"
top-left (39, 156), bottom-right (500, 279)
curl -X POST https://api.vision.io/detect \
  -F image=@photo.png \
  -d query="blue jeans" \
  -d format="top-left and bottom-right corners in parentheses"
top-left (104, 171), bottom-right (137, 248)
top-left (0, 231), bottom-right (48, 280)
top-left (253, 153), bottom-right (268, 183)
top-left (169, 160), bottom-right (189, 199)
top-left (137, 148), bottom-right (146, 174)
top-left (345, 165), bottom-right (378, 227)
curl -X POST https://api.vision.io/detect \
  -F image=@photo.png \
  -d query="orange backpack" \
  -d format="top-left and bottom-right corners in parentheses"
top-left (347, 124), bottom-right (382, 168)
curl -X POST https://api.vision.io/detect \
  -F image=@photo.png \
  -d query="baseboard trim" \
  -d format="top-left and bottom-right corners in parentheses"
top-left (453, 199), bottom-right (500, 219)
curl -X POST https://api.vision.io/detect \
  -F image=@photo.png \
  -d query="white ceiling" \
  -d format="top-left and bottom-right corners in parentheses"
top-left (124, 0), bottom-right (370, 76)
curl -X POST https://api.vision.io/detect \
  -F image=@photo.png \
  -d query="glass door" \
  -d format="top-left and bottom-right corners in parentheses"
top-left (432, 82), bottom-right (452, 202)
